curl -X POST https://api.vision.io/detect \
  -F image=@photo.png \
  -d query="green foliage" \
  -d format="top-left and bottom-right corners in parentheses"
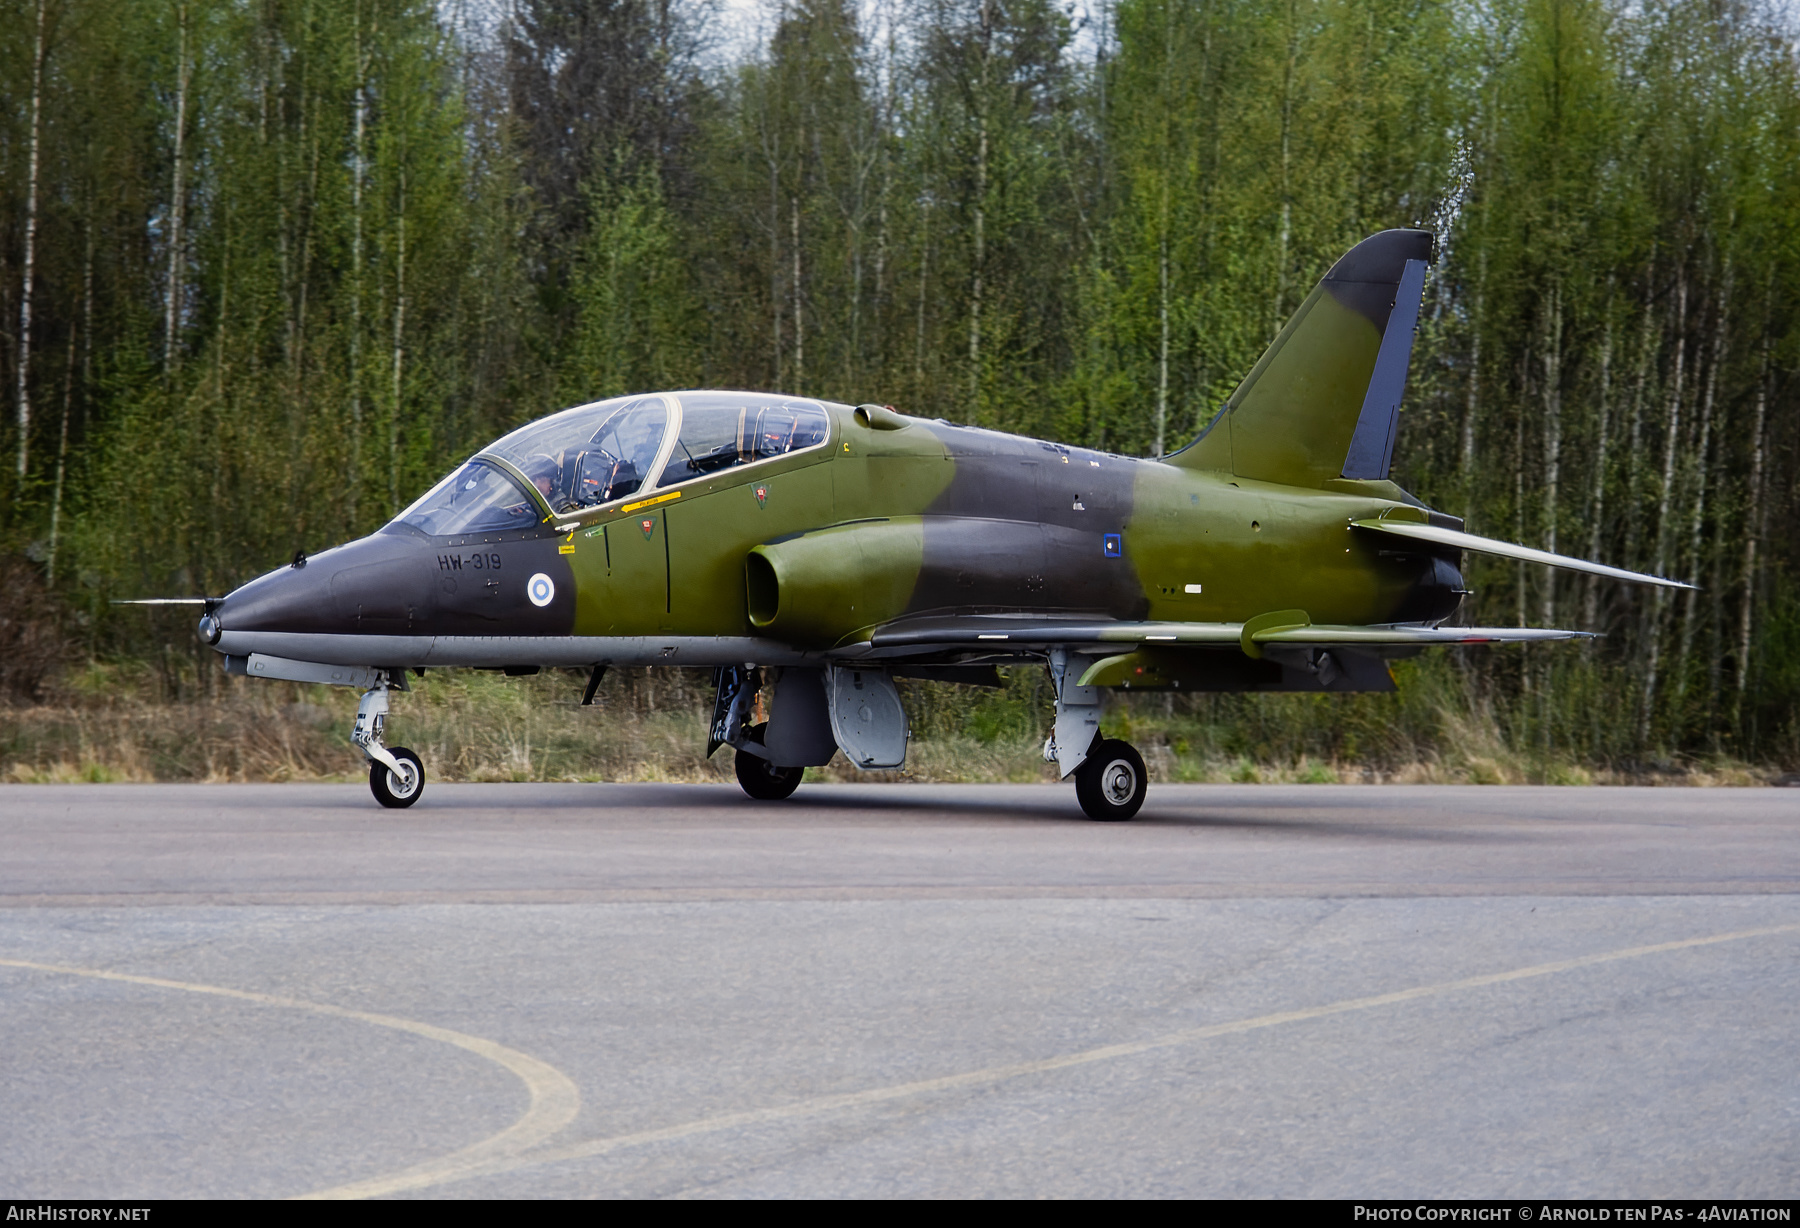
top-left (562, 165), bottom-right (701, 399)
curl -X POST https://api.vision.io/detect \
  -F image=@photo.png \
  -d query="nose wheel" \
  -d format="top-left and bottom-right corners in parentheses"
top-left (1074, 738), bottom-right (1146, 821)
top-left (370, 747), bottom-right (426, 808)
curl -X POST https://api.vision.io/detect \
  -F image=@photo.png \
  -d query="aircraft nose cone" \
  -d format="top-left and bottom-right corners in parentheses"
top-left (210, 534), bottom-right (435, 648)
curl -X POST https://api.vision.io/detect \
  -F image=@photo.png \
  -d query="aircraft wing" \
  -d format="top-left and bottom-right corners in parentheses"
top-left (860, 615), bottom-right (1588, 653)
top-left (1350, 519), bottom-right (1692, 589)
top-left (866, 617), bottom-right (1242, 649)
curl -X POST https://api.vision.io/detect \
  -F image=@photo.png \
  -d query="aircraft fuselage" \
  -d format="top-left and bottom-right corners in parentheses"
top-left (209, 396), bottom-right (1464, 671)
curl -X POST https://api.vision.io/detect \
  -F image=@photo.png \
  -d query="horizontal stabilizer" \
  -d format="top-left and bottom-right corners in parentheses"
top-left (113, 597), bottom-right (217, 605)
top-left (1350, 520), bottom-right (1694, 590)
top-left (1253, 624), bottom-right (1590, 646)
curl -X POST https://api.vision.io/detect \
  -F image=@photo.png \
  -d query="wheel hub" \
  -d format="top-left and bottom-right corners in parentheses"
top-left (389, 764), bottom-right (419, 798)
top-left (1100, 760), bottom-right (1136, 805)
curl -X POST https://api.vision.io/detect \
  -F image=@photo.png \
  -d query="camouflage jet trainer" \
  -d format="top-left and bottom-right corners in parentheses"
top-left (151, 229), bottom-right (1687, 819)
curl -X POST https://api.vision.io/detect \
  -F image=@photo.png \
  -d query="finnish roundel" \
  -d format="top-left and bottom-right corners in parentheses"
top-left (527, 573), bottom-right (555, 607)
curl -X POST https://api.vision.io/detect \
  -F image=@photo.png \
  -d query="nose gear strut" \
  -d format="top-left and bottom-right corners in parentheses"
top-left (353, 673), bottom-right (426, 808)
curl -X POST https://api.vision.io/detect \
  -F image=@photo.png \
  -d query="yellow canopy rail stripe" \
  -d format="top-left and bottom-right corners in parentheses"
top-left (620, 490), bottom-right (681, 514)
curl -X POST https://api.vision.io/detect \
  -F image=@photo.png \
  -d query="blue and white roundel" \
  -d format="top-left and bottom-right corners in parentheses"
top-left (527, 573), bottom-right (555, 607)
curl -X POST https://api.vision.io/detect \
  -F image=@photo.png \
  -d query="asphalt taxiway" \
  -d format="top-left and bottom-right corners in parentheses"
top-left (2, 782), bottom-right (1796, 1198)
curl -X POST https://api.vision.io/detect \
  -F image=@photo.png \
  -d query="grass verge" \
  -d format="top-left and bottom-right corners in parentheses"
top-left (0, 660), bottom-right (1777, 786)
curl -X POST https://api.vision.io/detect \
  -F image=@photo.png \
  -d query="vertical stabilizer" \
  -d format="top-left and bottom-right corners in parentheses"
top-left (1169, 229), bottom-right (1431, 487)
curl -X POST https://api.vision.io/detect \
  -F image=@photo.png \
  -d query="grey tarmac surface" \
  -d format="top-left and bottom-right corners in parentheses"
top-left (1, 781), bottom-right (1796, 1199)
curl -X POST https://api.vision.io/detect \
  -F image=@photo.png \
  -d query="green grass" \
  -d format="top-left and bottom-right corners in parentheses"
top-left (0, 657), bottom-right (1779, 786)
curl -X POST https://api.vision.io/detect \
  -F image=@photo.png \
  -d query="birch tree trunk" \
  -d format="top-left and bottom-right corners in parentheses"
top-left (915, 196), bottom-right (930, 380)
top-left (164, 0), bottom-right (192, 377)
top-left (1460, 249), bottom-right (1486, 509)
top-left (791, 193), bottom-right (804, 393)
top-left (46, 322), bottom-right (75, 583)
top-left (1154, 0), bottom-right (1174, 459)
top-left (767, 128), bottom-right (782, 384)
top-left (1540, 283), bottom-right (1562, 629)
top-left (1582, 296), bottom-right (1613, 634)
top-left (1671, 265), bottom-right (1730, 723)
top-left (1620, 271), bottom-right (1656, 571)
top-left (968, 0), bottom-right (992, 409)
top-left (16, 0), bottom-right (49, 480)
top-left (391, 168), bottom-right (407, 513)
top-left (350, 1), bottom-right (368, 526)
top-left (1514, 372), bottom-right (1526, 633)
top-left (1734, 284), bottom-right (1772, 725)
top-left (1274, 0), bottom-right (1296, 336)
top-left (1639, 267), bottom-right (1689, 746)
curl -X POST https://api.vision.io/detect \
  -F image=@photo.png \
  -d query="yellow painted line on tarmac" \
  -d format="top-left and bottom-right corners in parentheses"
top-left (412, 919), bottom-right (1800, 1192)
top-left (0, 958), bottom-right (581, 1201)
top-left (12, 921), bottom-right (1798, 1198)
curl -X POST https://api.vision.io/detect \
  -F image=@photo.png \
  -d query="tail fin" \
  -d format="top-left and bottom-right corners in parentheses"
top-left (1169, 229), bottom-right (1431, 487)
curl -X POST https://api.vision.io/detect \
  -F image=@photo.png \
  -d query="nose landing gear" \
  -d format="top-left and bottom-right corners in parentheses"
top-left (370, 747), bottom-right (425, 807)
top-left (353, 674), bottom-right (426, 809)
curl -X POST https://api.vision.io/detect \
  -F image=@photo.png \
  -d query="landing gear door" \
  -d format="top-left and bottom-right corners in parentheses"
top-left (764, 667), bottom-right (839, 767)
top-left (827, 666), bottom-right (908, 769)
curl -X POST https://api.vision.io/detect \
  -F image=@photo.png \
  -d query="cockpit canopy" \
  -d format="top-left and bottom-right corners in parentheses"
top-left (392, 391), bottom-right (832, 536)
top-left (496, 394), bottom-right (671, 513)
top-left (393, 458), bottom-right (541, 536)
top-left (655, 392), bottom-right (830, 487)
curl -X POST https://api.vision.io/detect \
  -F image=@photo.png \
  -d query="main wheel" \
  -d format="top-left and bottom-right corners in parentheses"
top-left (735, 746), bottom-right (804, 801)
top-left (370, 747), bottom-right (425, 809)
top-left (1074, 739), bottom-right (1146, 821)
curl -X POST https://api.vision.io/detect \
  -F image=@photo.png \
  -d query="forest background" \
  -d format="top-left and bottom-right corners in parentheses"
top-left (0, 0), bottom-right (1796, 786)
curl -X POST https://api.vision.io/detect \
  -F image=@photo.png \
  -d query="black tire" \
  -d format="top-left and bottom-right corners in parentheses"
top-left (735, 746), bottom-right (804, 800)
top-left (1074, 739), bottom-right (1146, 821)
top-left (370, 747), bottom-right (425, 809)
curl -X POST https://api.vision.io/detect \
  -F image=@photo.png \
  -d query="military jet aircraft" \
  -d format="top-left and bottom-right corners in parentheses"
top-left (135, 229), bottom-right (1687, 819)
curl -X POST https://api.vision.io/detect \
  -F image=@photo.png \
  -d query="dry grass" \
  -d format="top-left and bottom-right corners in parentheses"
top-left (0, 660), bottom-right (1781, 787)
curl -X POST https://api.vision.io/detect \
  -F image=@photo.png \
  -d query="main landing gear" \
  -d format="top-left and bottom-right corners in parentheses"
top-left (735, 737), bottom-right (804, 800)
top-left (353, 673), bottom-right (425, 809)
top-left (712, 667), bottom-right (795, 801)
top-left (1046, 648), bottom-right (1147, 821)
top-left (1073, 739), bottom-right (1147, 821)
top-left (710, 655), bottom-right (1148, 820)
top-left (713, 667), bottom-right (840, 802)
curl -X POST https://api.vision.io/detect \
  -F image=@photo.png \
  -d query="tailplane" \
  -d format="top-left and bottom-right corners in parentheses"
top-left (1169, 229), bottom-right (1431, 487)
